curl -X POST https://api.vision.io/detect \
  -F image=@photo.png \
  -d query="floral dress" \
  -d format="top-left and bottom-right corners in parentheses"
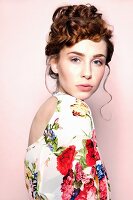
top-left (24, 92), bottom-right (111, 200)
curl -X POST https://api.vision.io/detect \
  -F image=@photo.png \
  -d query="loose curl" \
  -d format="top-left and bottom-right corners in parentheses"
top-left (45, 4), bottom-right (114, 118)
top-left (45, 4), bottom-right (114, 78)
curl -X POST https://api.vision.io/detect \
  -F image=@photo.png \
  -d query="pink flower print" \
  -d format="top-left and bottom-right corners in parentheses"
top-left (61, 169), bottom-right (74, 200)
top-left (92, 130), bottom-right (97, 148)
top-left (99, 177), bottom-right (107, 200)
top-left (75, 162), bottom-right (84, 182)
top-left (75, 179), bottom-right (95, 200)
top-left (87, 186), bottom-right (97, 200)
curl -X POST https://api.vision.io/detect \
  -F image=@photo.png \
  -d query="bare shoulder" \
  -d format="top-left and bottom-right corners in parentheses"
top-left (28, 96), bottom-right (58, 147)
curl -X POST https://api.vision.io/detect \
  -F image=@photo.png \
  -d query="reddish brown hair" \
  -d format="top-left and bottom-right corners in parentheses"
top-left (45, 4), bottom-right (114, 79)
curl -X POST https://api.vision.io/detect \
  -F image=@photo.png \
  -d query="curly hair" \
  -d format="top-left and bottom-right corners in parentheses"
top-left (45, 4), bottom-right (114, 79)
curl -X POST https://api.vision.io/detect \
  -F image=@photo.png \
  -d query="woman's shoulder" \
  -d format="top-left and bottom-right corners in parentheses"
top-left (28, 95), bottom-right (58, 147)
top-left (37, 95), bottom-right (58, 117)
top-left (33, 95), bottom-right (58, 123)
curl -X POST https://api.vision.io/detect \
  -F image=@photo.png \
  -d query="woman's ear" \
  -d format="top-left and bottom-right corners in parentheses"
top-left (50, 58), bottom-right (58, 74)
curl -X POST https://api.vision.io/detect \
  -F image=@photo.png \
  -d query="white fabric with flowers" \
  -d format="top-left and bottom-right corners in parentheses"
top-left (24, 92), bottom-right (111, 200)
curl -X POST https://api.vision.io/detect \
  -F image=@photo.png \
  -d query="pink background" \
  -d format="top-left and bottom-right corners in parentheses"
top-left (0, 0), bottom-right (133, 199)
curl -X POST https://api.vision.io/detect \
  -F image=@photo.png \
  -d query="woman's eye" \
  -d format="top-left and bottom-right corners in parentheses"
top-left (93, 59), bottom-right (103, 66)
top-left (71, 57), bottom-right (80, 63)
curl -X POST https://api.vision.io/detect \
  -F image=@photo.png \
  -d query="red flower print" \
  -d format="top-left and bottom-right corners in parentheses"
top-left (84, 179), bottom-right (94, 191)
top-left (75, 190), bottom-right (87, 200)
top-left (90, 166), bottom-right (96, 178)
top-left (57, 145), bottom-right (76, 175)
top-left (86, 139), bottom-right (100, 167)
top-left (72, 110), bottom-right (81, 116)
top-left (86, 139), bottom-right (94, 151)
top-left (86, 152), bottom-right (96, 166)
top-left (86, 139), bottom-right (96, 166)
top-left (92, 130), bottom-right (100, 160)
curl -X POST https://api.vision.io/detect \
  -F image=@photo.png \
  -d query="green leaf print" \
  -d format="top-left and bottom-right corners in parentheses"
top-left (79, 156), bottom-right (87, 168)
top-left (52, 121), bottom-right (59, 130)
top-left (24, 160), bottom-right (29, 168)
top-left (51, 137), bottom-right (58, 151)
top-left (54, 146), bottom-right (66, 156)
top-left (56, 100), bottom-right (61, 112)
top-left (32, 162), bottom-right (36, 170)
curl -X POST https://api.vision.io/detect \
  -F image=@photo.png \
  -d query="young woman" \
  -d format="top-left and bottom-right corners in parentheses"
top-left (24, 3), bottom-right (114, 200)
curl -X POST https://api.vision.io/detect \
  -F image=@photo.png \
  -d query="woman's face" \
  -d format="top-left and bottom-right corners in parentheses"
top-left (51, 39), bottom-right (107, 100)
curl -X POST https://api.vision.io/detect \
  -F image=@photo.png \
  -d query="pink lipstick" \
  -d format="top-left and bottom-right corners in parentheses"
top-left (76, 84), bottom-right (93, 92)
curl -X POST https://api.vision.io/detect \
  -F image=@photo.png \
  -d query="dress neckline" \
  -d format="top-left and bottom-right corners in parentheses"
top-left (52, 91), bottom-right (90, 109)
top-left (53, 91), bottom-right (77, 100)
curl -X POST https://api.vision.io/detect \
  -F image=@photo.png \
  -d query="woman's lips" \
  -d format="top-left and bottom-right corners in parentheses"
top-left (76, 84), bottom-right (93, 92)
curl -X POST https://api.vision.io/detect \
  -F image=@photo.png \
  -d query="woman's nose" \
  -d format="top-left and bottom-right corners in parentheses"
top-left (81, 63), bottom-right (92, 79)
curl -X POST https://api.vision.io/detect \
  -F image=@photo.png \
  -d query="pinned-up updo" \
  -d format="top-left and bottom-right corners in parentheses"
top-left (45, 4), bottom-right (114, 79)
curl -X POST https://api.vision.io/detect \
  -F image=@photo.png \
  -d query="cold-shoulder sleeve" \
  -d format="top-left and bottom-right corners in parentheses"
top-left (24, 92), bottom-right (111, 200)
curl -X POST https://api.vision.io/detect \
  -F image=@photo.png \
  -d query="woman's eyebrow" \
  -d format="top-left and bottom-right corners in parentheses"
top-left (67, 52), bottom-right (106, 58)
top-left (67, 51), bottom-right (85, 56)
top-left (93, 54), bottom-right (106, 59)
